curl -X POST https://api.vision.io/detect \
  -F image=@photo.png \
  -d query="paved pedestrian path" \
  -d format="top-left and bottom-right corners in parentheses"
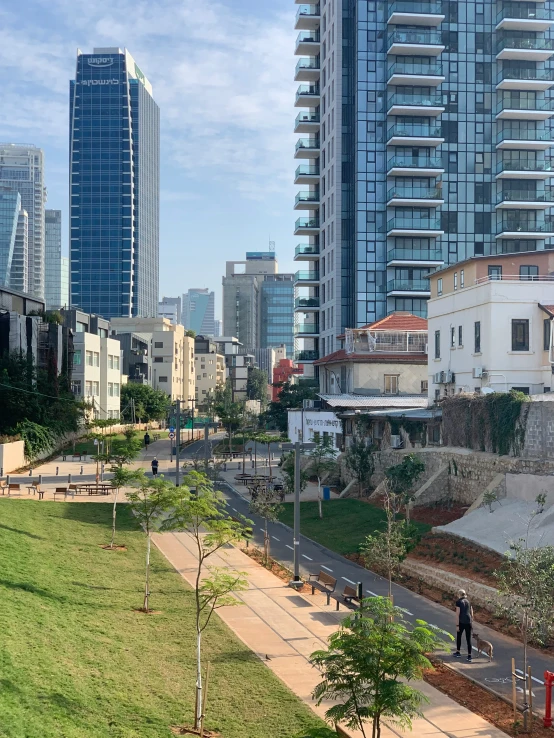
top-left (154, 529), bottom-right (510, 738)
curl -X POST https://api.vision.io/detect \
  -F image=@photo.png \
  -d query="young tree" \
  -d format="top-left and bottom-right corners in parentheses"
top-left (120, 383), bottom-right (171, 423)
top-left (308, 435), bottom-right (338, 518)
top-left (344, 427), bottom-right (376, 497)
top-left (213, 382), bottom-right (244, 455)
top-left (281, 451), bottom-right (309, 496)
top-left (108, 466), bottom-right (141, 549)
top-left (246, 367), bottom-right (269, 406)
top-left (162, 471), bottom-right (250, 730)
top-left (249, 486), bottom-right (283, 565)
top-left (127, 473), bottom-right (175, 612)
top-left (385, 454), bottom-right (425, 524)
top-left (310, 597), bottom-right (450, 738)
top-left (262, 380), bottom-right (319, 432)
top-left (252, 432), bottom-right (279, 478)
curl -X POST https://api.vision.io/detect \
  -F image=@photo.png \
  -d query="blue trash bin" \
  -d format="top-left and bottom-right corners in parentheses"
top-left (323, 486), bottom-right (331, 501)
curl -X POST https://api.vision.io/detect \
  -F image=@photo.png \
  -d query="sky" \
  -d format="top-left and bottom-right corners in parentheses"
top-left (0, 0), bottom-right (298, 318)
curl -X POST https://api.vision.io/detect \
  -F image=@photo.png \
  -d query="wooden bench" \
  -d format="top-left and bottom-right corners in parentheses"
top-left (27, 482), bottom-right (40, 496)
top-left (334, 584), bottom-right (362, 612)
top-left (8, 483), bottom-right (21, 497)
top-left (53, 487), bottom-right (75, 501)
top-left (309, 571), bottom-right (337, 605)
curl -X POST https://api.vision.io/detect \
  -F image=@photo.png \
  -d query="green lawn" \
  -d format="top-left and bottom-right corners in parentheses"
top-left (0, 500), bottom-right (322, 737)
top-left (278, 500), bottom-right (431, 556)
top-left (67, 430), bottom-right (169, 456)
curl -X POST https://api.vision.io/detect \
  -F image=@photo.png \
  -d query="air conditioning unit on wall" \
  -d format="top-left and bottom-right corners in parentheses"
top-left (390, 434), bottom-right (403, 449)
top-left (433, 371), bottom-right (443, 384)
top-left (473, 366), bottom-right (484, 378)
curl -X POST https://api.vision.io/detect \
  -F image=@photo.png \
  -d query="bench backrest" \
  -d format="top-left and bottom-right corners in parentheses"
top-left (343, 584), bottom-right (358, 599)
top-left (55, 487), bottom-right (67, 493)
top-left (8, 484), bottom-right (20, 490)
top-left (318, 571), bottom-right (337, 588)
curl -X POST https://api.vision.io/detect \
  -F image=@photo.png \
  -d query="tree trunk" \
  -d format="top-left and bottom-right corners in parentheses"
top-left (229, 428), bottom-right (232, 456)
top-left (110, 487), bottom-right (119, 548)
top-left (267, 443), bottom-right (272, 478)
top-left (143, 532), bottom-right (151, 612)
top-left (318, 478), bottom-right (323, 519)
top-left (522, 615), bottom-right (529, 731)
top-left (195, 627), bottom-right (203, 729)
top-left (254, 441), bottom-right (257, 473)
top-left (264, 519), bottom-right (270, 565)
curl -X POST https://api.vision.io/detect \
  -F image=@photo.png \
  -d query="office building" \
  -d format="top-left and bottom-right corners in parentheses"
top-left (45, 210), bottom-right (69, 310)
top-left (260, 274), bottom-right (295, 356)
top-left (213, 335), bottom-right (256, 401)
top-left (0, 144), bottom-right (46, 299)
top-left (293, 0), bottom-right (554, 372)
top-left (158, 295), bottom-right (181, 325)
top-left (182, 288), bottom-right (215, 334)
top-left (213, 318), bottom-right (222, 337)
top-left (0, 188), bottom-right (20, 288)
top-left (11, 208), bottom-right (29, 295)
top-left (69, 48), bottom-right (160, 319)
top-left (194, 335), bottom-right (226, 409)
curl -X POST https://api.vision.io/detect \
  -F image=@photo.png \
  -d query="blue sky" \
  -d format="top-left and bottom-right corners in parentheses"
top-left (0, 0), bottom-right (298, 318)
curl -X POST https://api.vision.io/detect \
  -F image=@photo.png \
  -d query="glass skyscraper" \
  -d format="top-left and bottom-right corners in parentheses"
top-left (0, 188), bottom-right (20, 288)
top-left (293, 0), bottom-right (554, 374)
top-left (183, 288), bottom-right (216, 334)
top-left (45, 209), bottom-right (69, 309)
top-left (69, 48), bottom-right (160, 319)
top-left (260, 274), bottom-right (295, 357)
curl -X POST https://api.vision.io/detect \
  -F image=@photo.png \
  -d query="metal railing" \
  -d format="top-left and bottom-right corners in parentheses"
top-left (497, 128), bottom-right (554, 143)
top-left (388, 29), bottom-right (443, 46)
top-left (295, 350), bottom-right (320, 361)
top-left (497, 158), bottom-right (553, 173)
top-left (295, 191), bottom-right (320, 205)
top-left (475, 273), bottom-right (554, 284)
top-left (388, 92), bottom-right (444, 107)
top-left (295, 137), bottom-right (320, 151)
top-left (295, 244), bottom-right (320, 256)
top-left (497, 97), bottom-right (554, 112)
top-left (497, 37), bottom-right (554, 52)
top-left (295, 111), bottom-right (320, 127)
top-left (296, 30), bottom-right (320, 45)
top-left (294, 323), bottom-right (319, 333)
top-left (294, 270), bottom-right (320, 280)
top-left (387, 247), bottom-right (443, 261)
top-left (388, 61), bottom-right (443, 77)
top-left (387, 217), bottom-right (442, 231)
top-left (386, 279), bottom-right (431, 292)
top-left (497, 189), bottom-right (554, 203)
top-left (387, 154), bottom-right (444, 169)
top-left (295, 85), bottom-right (320, 101)
top-left (295, 164), bottom-right (320, 177)
top-left (295, 58), bottom-right (320, 74)
top-left (498, 68), bottom-right (554, 83)
top-left (387, 186), bottom-right (443, 200)
top-left (294, 218), bottom-right (320, 230)
top-left (295, 297), bottom-right (320, 308)
top-left (388, 1), bottom-right (443, 15)
top-left (497, 221), bottom-right (554, 233)
top-left (497, 6), bottom-right (552, 22)
top-left (387, 123), bottom-right (443, 139)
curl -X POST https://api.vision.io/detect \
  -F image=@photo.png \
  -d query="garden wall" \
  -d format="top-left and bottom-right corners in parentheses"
top-left (0, 441), bottom-right (25, 474)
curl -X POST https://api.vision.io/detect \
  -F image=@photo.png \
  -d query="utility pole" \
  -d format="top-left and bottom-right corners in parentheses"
top-left (282, 438), bottom-right (315, 586)
top-left (175, 399), bottom-right (181, 487)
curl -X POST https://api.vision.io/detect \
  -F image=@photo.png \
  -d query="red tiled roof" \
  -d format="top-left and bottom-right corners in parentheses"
top-left (539, 304), bottom-right (554, 317)
top-left (314, 348), bottom-right (427, 366)
top-left (336, 312), bottom-right (427, 339)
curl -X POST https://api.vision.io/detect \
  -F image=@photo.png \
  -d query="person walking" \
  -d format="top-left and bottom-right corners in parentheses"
top-left (144, 432), bottom-right (150, 449)
top-left (151, 457), bottom-right (159, 477)
top-left (454, 589), bottom-right (474, 662)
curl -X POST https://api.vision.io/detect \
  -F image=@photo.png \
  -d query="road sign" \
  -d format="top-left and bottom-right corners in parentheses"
top-left (169, 426), bottom-right (175, 433)
top-left (93, 439), bottom-right (98, 446)
top-left (169, 432), bottom-right (176, 440)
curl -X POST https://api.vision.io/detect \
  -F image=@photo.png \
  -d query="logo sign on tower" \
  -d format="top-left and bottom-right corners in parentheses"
top-left (87, 57), bottom-right (114, 67)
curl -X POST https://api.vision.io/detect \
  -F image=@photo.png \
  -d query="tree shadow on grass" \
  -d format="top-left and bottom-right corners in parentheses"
top-left (38, 691), bottom-right (84, 717)
top-left (0, 579), bottom-right (67, 602)
top-left (55, 503), bottom-right (139, 532)
top-left (71, 581), bottom-right (112, 591)
top-left (0, 523), bottom-right (45, 540)
top-left (209, 649), bottom-right (260, 665)
top-left (0, 678), bottom-right (23, 696)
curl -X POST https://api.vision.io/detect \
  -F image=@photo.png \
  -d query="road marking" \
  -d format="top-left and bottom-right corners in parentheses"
top-left (302, 554), bottom-right (313, 561)
top-left (321, 565), bottom-right (333, 572)
top-left (286, 544), bottom-right (294, 551)
top-left (232, 507), bottom-right (237, 512)
top-left (342, 577), bottom-right (357, 585)
top-left (272, 536), bottom-right (280, 541)
top-left (366, 590), bottom-right (378, 597)
top-left (515, 669), bottom-right (544, 685)
top-left (404, 609), bottom-right (414, 615)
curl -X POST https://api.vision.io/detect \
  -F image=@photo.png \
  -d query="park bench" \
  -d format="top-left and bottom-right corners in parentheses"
top-left (27, 481), bottom-right (40, 496)
top-left (8, 483), bottom-right (21, 497)
top-left (309, 570), bottom-right (337, 605)
top-left (333, 584), bottom-right (362, 612)
top-left (53, 487), bottom-right (75, 501)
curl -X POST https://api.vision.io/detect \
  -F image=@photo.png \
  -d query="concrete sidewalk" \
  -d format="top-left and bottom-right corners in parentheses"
top-left (154, 530), bottom-right (510, 738)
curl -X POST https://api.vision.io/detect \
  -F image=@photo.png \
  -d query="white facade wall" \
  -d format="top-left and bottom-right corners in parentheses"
top-left (288, 409), bottom-right (342, 448)
top-left (72, 332), bottom-right (121, 419)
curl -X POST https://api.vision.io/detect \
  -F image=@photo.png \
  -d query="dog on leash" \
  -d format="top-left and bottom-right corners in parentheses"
top-left (472, 632), bottom-right (493, 661)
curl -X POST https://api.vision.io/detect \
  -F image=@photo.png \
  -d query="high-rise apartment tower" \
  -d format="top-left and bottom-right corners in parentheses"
top-left (45, 210), bottom-right (69, 309)
top-left (69, 48), bottom-right (160, 319)
top-left (182, 288), bottom-right (216, 334)
top-left (293, 0), bottom-right (554, 374)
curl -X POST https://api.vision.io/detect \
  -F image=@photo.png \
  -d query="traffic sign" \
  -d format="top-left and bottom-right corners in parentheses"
top-left (169, 426), bottom-right (175, 433)
top-left (169, 432), bottom-right (176, 440)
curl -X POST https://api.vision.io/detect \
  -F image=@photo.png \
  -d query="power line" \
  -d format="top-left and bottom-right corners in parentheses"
top-left (0, 381), bottom-right (78, 403)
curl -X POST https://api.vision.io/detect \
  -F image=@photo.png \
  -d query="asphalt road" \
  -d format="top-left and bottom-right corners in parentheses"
top-left (221, 481), bottom-right (553, 713)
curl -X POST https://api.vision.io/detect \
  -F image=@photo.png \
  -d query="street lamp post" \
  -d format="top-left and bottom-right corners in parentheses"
top-left (281, 438), bottom-right (316, 587)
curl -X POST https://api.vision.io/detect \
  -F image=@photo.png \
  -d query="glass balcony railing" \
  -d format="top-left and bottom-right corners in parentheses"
top-left (497, 128), bottom-right (554, 143)
top-left (387, 217), bottom-right (442, 231)
top-left (498, 68), bottom-right (554, 83)
top-left (497, 97), bottom-right (554, 113)
top-left (387, 279), bottom-right (431, 292)
top-left (296, 30), bottom-right (321, 46)
top-left (498, 220), bottom-right (554, 233)
top-left (497, 6), bottom-right (552, 22)
top-left (295, 191), bottom-right (320, 205)
top-left (295, 244), bottom-right (320, 256)
top-left (387, 29), bottom-right (443, 47)
top-left (388, 92), bottom-right (444, 107)
top-left (387, 154), bottom-right (443, 169)
top-left (296, 5), bottom-right (321, 22)
top-left (295, 85), bottom-right (320, 101)
top-left (295, 270), bottom-right (320, 280)
top-left (497, 189), bottom-right (554, 203)
top-left (295, 350), bottom-right (320, 361)
top-left (295, 164), bottom-right (320, 178)
top-left (497, 37), bottom-right (554, 52)
top-left (388, 61), bottom-right (443, 77)
top-left (295, 296), bottom-right (320, 309)
top-left (295, 323), bottom-right (319, 333)
top-left (497, 158), bottom-right (554, 173)
top-left (295, 137), bottom-right (320, 152)
top-left (387, 123), bottom-right (443, 139)
top-left (295, 111), bottom-right (320, 127)
top-left (387, 248), bottom-right (443, 261)
top-left (388, 1), bottom-right (443, 15)
top-left (295, 58), bottom-right (320, 74)
top-left (295, 218), bottom-right (320, 230)
top-left (387, 186), bottom-right (443, 200)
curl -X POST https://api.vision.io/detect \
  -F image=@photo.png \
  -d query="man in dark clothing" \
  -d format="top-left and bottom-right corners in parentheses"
top-left (144, 432), bottom-right (150, 449)
top-left (151, 458), bottom-right (159, 476)
top-left (454, 589), bottom-right (474, 662)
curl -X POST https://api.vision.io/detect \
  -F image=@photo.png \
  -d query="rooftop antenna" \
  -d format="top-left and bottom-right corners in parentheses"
top-left (269, 238), bottom-right (275, 253)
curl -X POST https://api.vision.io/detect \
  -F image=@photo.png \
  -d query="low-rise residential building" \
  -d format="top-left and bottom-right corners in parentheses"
top-left (194, 335), bottom-right (225, 410)
top-left (272, 359), bottom-right (303, 401)
top-left (213, 336), bottom-right (255, 402)
top-left (427, 252), bottom-right (554, 398)
top-left (111, 332), bottom-right (151, 385)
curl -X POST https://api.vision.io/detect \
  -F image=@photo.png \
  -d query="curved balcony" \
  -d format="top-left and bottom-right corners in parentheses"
top-left (387, 91), bottom-right (445, 116)
top-left (497, 128), bottom-right (554, 150)
top-left (387, 1), bottom-right (445, 27)
top-left (496, 158), bottom-right (554, 179)
top-left (294, 244), bottom-right (320, 260)
top-left (387, 186), bottom-right (444, 206)
top-left (387, 29), bottom-right (445, 56)
top-left (294, 269), bottom-right (320, 284)
top-left (386, 216), bottom-right (444, 237)
top-left (295, 84), bottom-right (320, 107)
top-left (497, 6), bottom-right (554, 32)
top-left (294, 164), bottom-right (320, 184)
top-left (295, 349), bottom-right (320, 362)
top-left (387, 248), bottom-right (444, 266)
top-left (386, 279), bottom-right (431, 295)
top-left (496, 220), bottom-right (554, 238)
top-left (295, 30), bottom-right (320, 56)
top-left (295, 111), bottom-right (320, 133)
top-left (496, 188), bottom-right (554, 208)
top-left (294, 190), bottom-right (320, 209)
top-left (497, 37), bottom-right (554, 61)
top-left (387, 61), bottom-right (445, 86)
top-left (294, 323), bottom-right (319, 336)
top-left (295, 4), bottom-right (321, 30)
top-left (497, 68), bottom-right (554, 91)
top-left (295, 137), bottom-right (320, 158)
top-left (294, 218), bottom-right (320, 235)
top-left (496, 96), bottom-right (554, 121)
top-left (294, 296), bottom-right (320, 311)
top-left (387, 154), bottom-right (444, 176)
top-left (295, 57), bottom-right (321, 82)
top-left (387, 123), bottom-right (444, 146)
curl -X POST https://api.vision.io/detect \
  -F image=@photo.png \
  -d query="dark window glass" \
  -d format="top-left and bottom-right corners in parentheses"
top-left (474, 322), bottom-right (481, 353)
top-left (441, 120), bottom-right (458, 143)
top-left (459, 325), bottom-right (463, 346)
top-left (434, 330), bottom-right (440, 359)
top-left (475, 213), bottom-right (491, 233)
top-left (520, 265), bottom-right (539, 281)
top-left (488, 265), bottom-right (502, 280)
top-left (475, 183), bottom-right (491, 204)
top-left (450, 326), bottom-right (455, 347)
top-left (476, 63), bottom-right (492, 84)
top-left (441, 211), bottom-right (458, 233)
top-left (475, 241), bottom-right (484, 255)
top-left (512, 319), bottom-right (530, 351)
top-left (544, 318), bottom-right (551, 351)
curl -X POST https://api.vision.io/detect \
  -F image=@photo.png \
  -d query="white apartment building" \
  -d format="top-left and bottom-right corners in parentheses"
top-left (427, 252), bottom-right (554, 399)
top-left (72, 332), bottom-right (121, 419)
top-left (194, 352), bottom-right (225, 408)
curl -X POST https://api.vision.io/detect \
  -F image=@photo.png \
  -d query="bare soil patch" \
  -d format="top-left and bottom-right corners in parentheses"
top-left (242, 545), bottom-right (310, 594)
top-left (410, 502), bottom-right (469, 526)
top-left (99, 544), bottom-right (127, 551)
top-left (171, 727), bottom-right (220, 737)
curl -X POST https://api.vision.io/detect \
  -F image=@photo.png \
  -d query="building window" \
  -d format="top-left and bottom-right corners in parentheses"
top-left (114, 383), bottom-right (120, 397)
top-left (437, 278), bottom-right (443, 296)
top-left (454, 272), bottom-right (458, 290)
top-left (108, 355), bottom-right (114, 369)
top-left (421, 380), bottom-right (428, 394)
top-left (474, 321), bottom-right (481, 353)
top-left (71, 380), bottom-right (81, 396)
top-left (544, 319), bottom-right (551, 351)
top-left (435, 388), bottom-right (440, 400)
top-left (512, 319), bottom-right (530, 352)
top-left (434, 330), bottom-right (440, 359)
top-left (154, 357), bottom-right (163, 363)
top-left (154, 341), bottom-right (163, 348)
top-left (458, 326), bottom-right (463, 347)
top-left (86, 350), bottom-right (93, 366)
top-left (114, 356), bottom-right (120, 370)
top-left (73, 350), bottom-right (81, 366)
top-left (93, 382), bottom-right (100, 396)
top-left (520, 265), bottom-right (539, 281)
top-left (108, 382), bottom-right (114, 397)
top-left (85, 381), bottom-right (93, 396)
top-left (384, 375), bottom-right (399, 394)
top-left (93, 352), bottom-right (100, 367)
top-left (158, 376), bottom-right (168, 382)
top-left (460, 270), bottom-right (464, 288)
top-left (488, 265), bottom-right (502, 280)
top-left (450, 327), bottom-right (455, 348)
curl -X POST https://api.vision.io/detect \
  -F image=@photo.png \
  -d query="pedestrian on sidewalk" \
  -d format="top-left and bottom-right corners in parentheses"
top-left (144, 432), bottom-right (150, 449)
top-left (454, 589), bottom-right (474, 662)
top-left (151, 457), bottom-right (159, 477)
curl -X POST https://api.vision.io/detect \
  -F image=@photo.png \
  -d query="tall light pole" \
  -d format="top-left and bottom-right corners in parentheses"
top-left (175, 399), bottom-right (181, 487)
top-left (282, 438), bottom-right (315, 586)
